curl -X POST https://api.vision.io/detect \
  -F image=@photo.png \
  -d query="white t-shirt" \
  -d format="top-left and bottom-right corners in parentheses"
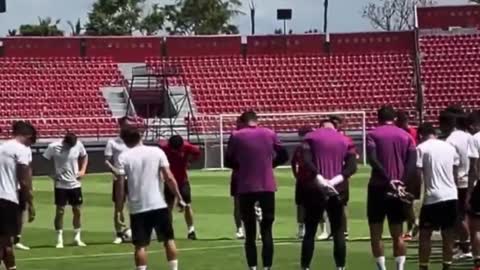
top-left (446, 130), bottom-right (478, 188)
top-left (104, 137), bottom-right (128, 168)
top-left (43, 141), bottom-right (87, 189)
top-left (118, 144), bottom-right (170, 214)
top-left (0, 140), bottom-right (32, 204)
top-left (471, 131), bottom-right (480, 162)
top-left (417, 138), bottom-right (460, 205)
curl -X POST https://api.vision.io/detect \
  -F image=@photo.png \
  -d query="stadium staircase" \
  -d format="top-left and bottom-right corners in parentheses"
top-left (0, 57), bottom-right (125, 139)
top-left (147, 54), bottom-right (417, 134)
top-left (419, 30), bottom-right (480, 122)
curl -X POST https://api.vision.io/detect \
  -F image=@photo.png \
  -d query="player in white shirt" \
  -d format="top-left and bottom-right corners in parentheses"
top-left (441, 111), bottom-right (479, 259)
top-left (416, 123), bottom-right (460, 270)
top-left (114, 126), bottom-right (185, 270)
top-left (105, 116), bottom-right (132, 244)
top-left (0, 121), bottom-right (36, 270)
top-left (43, 132), bottom-right (88, 248)
top-left (467, 111), bottom-right (480, 270)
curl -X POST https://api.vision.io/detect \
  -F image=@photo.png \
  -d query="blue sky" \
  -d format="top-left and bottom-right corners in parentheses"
top-left (0, 0), bottom-right (470, 36)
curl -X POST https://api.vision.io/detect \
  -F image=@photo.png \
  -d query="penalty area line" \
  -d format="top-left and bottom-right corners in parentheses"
top-left (17, 242), bottom-right (297, 262)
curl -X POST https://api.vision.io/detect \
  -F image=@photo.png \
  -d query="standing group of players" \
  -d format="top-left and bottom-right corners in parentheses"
top-left (3, 105), bottom-right (480, 270)
top-left (226, 106), bottom-right (480, 270)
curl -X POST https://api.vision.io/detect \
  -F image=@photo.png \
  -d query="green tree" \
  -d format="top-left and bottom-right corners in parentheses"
top-left (164, 0), bottom-right (243, 35)
top-left (19, 17), bottom-right (64, 36)
top-left (85, 0), bottom-right (145, 35)
top-left (139, 4), bottom-right (165, 35)
top-left (471, 0), bottom-right (480, 3)
top-left (362, 0), bottom-right (436, 31)
top-left (67, 19), bottom-right (83, 36)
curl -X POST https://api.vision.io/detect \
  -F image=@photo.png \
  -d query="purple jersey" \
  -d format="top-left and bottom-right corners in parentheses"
top-left (304, 128), bottom-right (356, 192)
top-left (226, 126), bottom-right (282, 194)
top-left (367, 124), bottom-right (416, 186)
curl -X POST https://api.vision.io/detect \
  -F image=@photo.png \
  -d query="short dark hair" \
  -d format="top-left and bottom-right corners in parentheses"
top-left (168, 135), bottom-right (184, 150)
top-left (396, 110), bottom-right (409, 124)
top-left (455, 112), bottom-right (470, 131)
top-left (120, 126), bottom-right (141, 147)
top-left (12, 121), bottom-right (37, 144)
top-left (239, 110), bottom-right (258, 124)
top-left (378, 105), bottom-right (396, 123)
top-left (445, 105), bottom-right (464, 115)
top-left (63, 132), bottom-right (77, 148)
top-left (469, 110), bottom-right (480, 126)
top-left (418, 122), bottom-right (436, 137)
top-left (328, 115), bottom-right (343, 125)
top-left (320, 119), bottom-right (337, 128)
top-left (298, 126), bottom-right (313, 137)
top-left (439, 110), bottom-right (456, 133)
top-left (118, 116), bottom-right (134, 126)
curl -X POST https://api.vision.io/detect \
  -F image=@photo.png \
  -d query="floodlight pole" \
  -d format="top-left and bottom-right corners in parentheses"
top-left (283, 20), bottom-right (287, 35)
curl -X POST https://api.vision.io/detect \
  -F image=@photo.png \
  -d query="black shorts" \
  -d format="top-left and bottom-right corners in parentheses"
top-left (367, 185), bottom-right (408, 225)
top-left (55, 188), bottom-right (83, 207)
top-left (239, 192), bottom-right (275, 223)
top-left (457, 188), bottom-right (468, 220)
top-left (469, 184), bottom-right (480, 217)
top-left (111, 180), bottom-right (128, 203)
top-left (130, 208), bottom-right (174, 246)
top-left (420, 200), bottom-right (457, 230)
top-left (0, 199), bottom-right (20, 237)
top-left (165, 182), bottom-right (192, 206)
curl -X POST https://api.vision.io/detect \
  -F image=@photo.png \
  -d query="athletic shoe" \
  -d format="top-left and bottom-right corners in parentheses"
top-left (236, 228), bottom-right (245, 239)
top-left (15, 242), bottom-right (30, 250)
top-left (344, 232), bottom-right (349, 241)
top-left (74, 239), bottom-right (87, 247)
top-left (317, 231), bottom-right (329, 241)
top-left (453, 250), bottom-right (473, 260)
top-left (297, 225), bottom-right (305, 239)
top-left (113, 237), bottom-right (123, 244)
top-left (188, 231), bottom-right (197, 240)
top-left (55, 242), bottom-right (64, 249)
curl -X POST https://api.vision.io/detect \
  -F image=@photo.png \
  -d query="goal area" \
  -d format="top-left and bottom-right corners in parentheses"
top-left (202, 111), bottom-right (367, 170)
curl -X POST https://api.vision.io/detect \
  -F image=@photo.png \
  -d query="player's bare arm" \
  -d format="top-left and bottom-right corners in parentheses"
top-left (114, 175), bottom-right (126, 214)
top-left (77, 155), bottom-right (88, 179)
top-left (17, 163), bottom-right (35, 222)
top-left (161, 167), bottom-right (185, 210)
top-left (105, 156), bottom-right (120, 175)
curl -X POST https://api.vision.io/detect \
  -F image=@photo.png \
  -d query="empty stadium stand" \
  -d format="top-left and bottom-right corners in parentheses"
top-left (0, 57), bottom-right (124, 138)
top-left (419, 33), bottom-right (480, 122)
top-left (147, 53), bottom-right (417, 133)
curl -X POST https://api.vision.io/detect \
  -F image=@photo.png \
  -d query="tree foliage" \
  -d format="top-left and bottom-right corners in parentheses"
top-left (67, 19), bottom-right (83, 36)
top-left (471, 0), bottom-right (480, 3)
top-left (19, 17), bottom-right (64, 36)
top-left (163, 0), bottom-right (243, 35)
top-left (362, 0), bottom-right (436, 31)
top-left (85, 0), bottom-right (145, 35)
top-left (139, 4), bottom-right (165, 35)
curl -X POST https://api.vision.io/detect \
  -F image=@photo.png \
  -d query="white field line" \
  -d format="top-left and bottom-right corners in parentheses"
top-left (17, 236), bottom-right (381, 262)
top-left (17, 242), bottom-right (295, 262)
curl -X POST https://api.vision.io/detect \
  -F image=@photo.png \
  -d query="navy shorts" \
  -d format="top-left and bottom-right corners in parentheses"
top-left (367, 185), bottom-right (408, 225)
top-left (130, 208), bottom-right (174, 246)
top-left (55, 188), bottom-right (83, 207)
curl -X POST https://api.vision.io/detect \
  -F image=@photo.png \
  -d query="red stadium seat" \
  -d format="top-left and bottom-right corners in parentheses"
top-left (0, 57), bottom-right (125, 138)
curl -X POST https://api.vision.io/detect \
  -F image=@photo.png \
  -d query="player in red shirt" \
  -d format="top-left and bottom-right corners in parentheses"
top-left (291, 126), bottom-right (316, 239)
top-left (159, 135), bottom-right (201, 240)
top-left (395, 110), bottom-right (420, 241)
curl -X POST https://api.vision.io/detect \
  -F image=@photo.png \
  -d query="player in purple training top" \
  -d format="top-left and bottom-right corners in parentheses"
top-left (366, 105), bottom-right (417, 270)
top-left (299, 119), bottom-right (357, 270)
top-left (230, 116), bottom-right (245, 239)
top-left (225, 111), bottom-right (288, 270)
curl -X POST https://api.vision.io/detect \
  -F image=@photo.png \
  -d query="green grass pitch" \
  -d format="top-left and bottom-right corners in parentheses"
top-left (13, 166), bottom-right (470, 270)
